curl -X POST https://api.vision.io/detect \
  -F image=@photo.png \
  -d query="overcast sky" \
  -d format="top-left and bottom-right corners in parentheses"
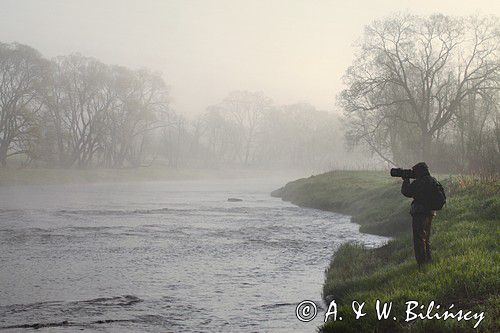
top-left (1, 0), bottom-right (499, 116)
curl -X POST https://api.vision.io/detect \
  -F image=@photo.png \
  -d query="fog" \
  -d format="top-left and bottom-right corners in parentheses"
top-left (0, 2), bottom-right (499, 332)
top-left (0, 1), bottom-right (499, 173)
top-left (1, 0), bottom-right (497, 116)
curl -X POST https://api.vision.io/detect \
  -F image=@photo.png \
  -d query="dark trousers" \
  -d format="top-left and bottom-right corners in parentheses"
top-left (411, 214), bottom-right (433, 265)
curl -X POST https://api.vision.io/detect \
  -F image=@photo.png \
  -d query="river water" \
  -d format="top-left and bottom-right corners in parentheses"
top-left (0, 178), bottom-right (388, 332)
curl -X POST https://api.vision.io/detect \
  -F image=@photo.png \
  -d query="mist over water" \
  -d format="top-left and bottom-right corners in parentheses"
top-left (0, 0), bottom-right (498, 332)
top-left (0, 178), bottom-right (388, 332)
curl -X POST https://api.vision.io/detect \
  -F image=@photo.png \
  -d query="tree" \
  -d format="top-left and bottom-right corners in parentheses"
top-left (256, 103), bottom-right (341, 169)
top-left (341, 14), bottom-right (500, 167)
top-left (102, 67), bottom-right (170, 167)
top-left (41, 56), bottom-right (170, 168)
top-left (0, 43), bottom-right (47, 166)
top-left (217, 91), bottom-right (272, 165)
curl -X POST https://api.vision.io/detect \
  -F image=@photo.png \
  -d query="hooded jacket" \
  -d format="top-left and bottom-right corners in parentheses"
top-left (401, 163), bottom-right (437, 216)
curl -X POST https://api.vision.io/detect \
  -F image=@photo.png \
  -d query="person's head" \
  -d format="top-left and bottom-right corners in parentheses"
top-left (412, 162), bottom-right (430, 178)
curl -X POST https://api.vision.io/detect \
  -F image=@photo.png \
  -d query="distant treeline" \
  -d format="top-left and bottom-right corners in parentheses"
top-left (341, 14), bottom-right (500, 175)
top-left (2, 14), bottom-right (498, 174)
top-left (0, 42), bottom-right (349, 170)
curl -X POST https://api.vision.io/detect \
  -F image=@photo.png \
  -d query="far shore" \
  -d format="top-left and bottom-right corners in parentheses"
top-left (0, 166), bottom-right (310, 187)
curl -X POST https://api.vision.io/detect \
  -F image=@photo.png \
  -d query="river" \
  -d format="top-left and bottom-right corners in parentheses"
top-left (0, 178), bottom-right (389, 332)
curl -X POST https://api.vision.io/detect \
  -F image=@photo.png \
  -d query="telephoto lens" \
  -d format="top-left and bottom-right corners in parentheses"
top-left (390, 168), bottom-right (416, 179)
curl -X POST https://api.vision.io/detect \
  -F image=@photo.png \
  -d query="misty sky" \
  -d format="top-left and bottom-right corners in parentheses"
top-left (1, 0), bottom-right (499, 116)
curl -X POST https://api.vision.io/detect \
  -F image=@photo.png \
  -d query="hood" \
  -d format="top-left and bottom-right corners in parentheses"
top-left (412, 162), bottom-right (430, 177)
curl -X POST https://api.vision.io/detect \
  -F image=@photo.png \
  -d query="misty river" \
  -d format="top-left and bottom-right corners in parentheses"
top-left (0, 178), bottom-right (389, 332)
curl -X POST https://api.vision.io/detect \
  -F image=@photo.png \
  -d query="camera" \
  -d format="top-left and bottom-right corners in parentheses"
top-left (390, 168), bottom-right (416, 179)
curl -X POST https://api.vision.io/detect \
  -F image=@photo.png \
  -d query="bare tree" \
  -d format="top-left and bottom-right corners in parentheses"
top-left (0, 43), bottom-right (47, 166)
top-left (40, 55), bottom-right (170, 168)
top-left (41, 54), bottom-right (116, 167)
top-left (218, 91), bottom-right (272, 165)
top-left (257, 103), bottom-right (341, 169)
top-left (341, 14), bottom-right (500, 166)
top-left (102, 67), bottom-right (170, 167)
top-left (199, 106), bottom-right (243, 166)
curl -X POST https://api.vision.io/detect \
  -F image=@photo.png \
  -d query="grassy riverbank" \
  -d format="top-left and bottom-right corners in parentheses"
top-left (272, 171), bottom-right (499, 332)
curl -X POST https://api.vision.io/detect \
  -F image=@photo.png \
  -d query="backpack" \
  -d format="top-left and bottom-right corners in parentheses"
top-left (423, 177), bottom-right (447, 211)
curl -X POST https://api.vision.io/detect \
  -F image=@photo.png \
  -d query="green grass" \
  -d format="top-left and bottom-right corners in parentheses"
top-left (273, 171), bottom-right (500, 332)
top-left (272, 171), bottom-right (411, 236)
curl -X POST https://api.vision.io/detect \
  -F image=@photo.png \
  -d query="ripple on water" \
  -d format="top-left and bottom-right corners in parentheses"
top-left (0, 179), bottom-right (389, 332)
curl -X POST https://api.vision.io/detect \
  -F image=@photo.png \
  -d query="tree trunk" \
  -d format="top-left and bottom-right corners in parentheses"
top-left (0, 142), bottom-right (8, 167)
top-left (420, 132), bottom-right (432, 163)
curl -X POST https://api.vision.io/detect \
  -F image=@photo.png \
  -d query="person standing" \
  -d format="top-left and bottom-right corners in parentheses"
top-left (401, 162), bottom-right (438, 266)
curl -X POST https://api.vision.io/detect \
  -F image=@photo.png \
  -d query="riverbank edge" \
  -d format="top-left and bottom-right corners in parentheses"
top-left (272, 170), bottom-right (499, 332)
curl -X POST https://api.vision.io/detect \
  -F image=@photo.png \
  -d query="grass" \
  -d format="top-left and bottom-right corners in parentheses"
top-left (273, 171), bottom-right (499, 332)
top-left (272, 171), bottom-right (410, 236)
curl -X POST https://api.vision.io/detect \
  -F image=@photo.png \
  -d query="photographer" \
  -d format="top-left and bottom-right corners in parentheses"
top-left (400, 162), bottom-right (438, 266)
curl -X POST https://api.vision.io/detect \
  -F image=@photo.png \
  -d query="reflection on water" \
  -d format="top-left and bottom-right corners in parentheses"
top-left (0, 178), bottom-right (388, 332)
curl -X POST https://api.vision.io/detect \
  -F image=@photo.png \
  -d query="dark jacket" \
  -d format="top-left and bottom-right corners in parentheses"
top-left (401, 175), bottom-right (437, 216)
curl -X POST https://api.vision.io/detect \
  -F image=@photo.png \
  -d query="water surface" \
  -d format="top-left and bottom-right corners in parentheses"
top-left (0, 178), bottom-right (388, 332)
